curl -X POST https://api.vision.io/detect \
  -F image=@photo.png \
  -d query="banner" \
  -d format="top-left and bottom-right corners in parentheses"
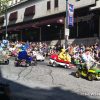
top-left (67, 3), bottom-right (74, 27)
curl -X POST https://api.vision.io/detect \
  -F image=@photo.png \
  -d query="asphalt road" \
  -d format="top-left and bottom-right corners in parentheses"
top-left (0, 58), bottom-right (100, 100)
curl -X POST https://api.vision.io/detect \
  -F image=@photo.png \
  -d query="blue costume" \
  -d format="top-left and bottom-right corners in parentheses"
top-left (18, 46), bottom-right (32, 63)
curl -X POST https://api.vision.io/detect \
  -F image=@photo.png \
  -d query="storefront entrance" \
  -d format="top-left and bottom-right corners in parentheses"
top-left (4, 15), bottom-right (65, 42)
top-left (69, 7), bottom-right (99, 39)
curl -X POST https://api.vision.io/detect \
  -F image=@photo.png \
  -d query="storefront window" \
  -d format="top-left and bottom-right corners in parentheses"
top-left (9, 11), bottom-right (17, 21)
top-left (54, 0), bottom-right (58, 8)
top-left (47, 1), bottom-right (51, 10)
top-left (24, 5), bottom-right (35, 16)
top-left (76, 0), bottom-right (80, 1)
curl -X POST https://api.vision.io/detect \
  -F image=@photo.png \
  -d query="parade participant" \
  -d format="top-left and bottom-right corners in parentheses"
top-left (58, 49), bottom-right (71, 62)
top-left (82, 47), bottom-right (99, 70)
top-left (72, 52), bottom-right (81, 65)
top-left (18, 45), bottom-right (33, 63)
top-left (2, 47), bottom-right (10, 59)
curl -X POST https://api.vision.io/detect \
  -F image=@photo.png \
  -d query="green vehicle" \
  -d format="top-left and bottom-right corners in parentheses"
top-left (75, 63), bottom-right (100, 81)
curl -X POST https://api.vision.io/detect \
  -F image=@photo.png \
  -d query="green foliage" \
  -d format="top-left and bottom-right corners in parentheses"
top-left (0, 0), bottom-right (11, 14)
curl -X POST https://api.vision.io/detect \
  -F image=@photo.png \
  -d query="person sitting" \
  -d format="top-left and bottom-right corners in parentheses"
top-left (72, 52), bottom-right (81, 65)
top-left (81, 47), bottom-right (98, 70)
top-left (58, 49), bottom-right (71, 63)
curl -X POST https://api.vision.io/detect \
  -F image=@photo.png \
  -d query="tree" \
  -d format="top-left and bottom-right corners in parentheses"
top-left (0, 0), bottom-right (11, 15)
top-left (0, 0), bottom-right (11, 39)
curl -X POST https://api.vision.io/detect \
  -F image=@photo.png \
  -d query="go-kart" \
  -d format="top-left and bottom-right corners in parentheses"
top-left (49, 54), bottom-right (75, 68)
top-left (0, 54), bottom-right (9, 65)
top-left (14, 51), bottom-right (37, 67)
top-left (32, 51), bottom-right (45, 61)
top-left (75, 63), bottom-right (100, 81)
top-left (14, 56), bottom-right (37, 67)
top-left (0, 59), bottom-right (9, 65)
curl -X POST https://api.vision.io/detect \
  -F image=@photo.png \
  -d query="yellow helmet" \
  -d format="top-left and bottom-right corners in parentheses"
top-left (61, 49), bottom-right (66, 52)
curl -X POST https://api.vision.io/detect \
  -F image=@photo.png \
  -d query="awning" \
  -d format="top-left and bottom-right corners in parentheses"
top-left (34, 17), bottom-right (64, 26)
top-left (0, 16), bottom-right (64, 32)
top-left (24, 5), bottom-right (35, 16)
top-left (9, 11), bottom-right (17, 21)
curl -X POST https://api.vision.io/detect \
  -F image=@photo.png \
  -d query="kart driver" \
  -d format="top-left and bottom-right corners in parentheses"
top-left (82, 47), bottom-right (99, 70)
top-left (58, 48), bottom-right (71, 62)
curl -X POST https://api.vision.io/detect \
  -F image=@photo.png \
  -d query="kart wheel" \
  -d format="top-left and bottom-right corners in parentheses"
top-left (31, 61), bottom-right (37, 66)
top-left (75, 71), bottom-right (80, 78)
top-left (5, 60), bottom-right (9, 65)
top-left (64, 65), bottom-right (68, 68)
top-left (88, 74), bottom-right (93, 81)
top-left (26, 63), bottom-right (30, 67)
top-left (52, 62), bottom-right (57, 67)
top-left (34, 61), bottom-right (37, 66)
top-left (15, 57), bottom-right (18, 61)
top-left (15, 62), bottom-right (19, 67)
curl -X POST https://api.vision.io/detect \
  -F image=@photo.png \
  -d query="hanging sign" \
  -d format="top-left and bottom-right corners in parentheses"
top-left (67, 3), bottom-right (74, 27)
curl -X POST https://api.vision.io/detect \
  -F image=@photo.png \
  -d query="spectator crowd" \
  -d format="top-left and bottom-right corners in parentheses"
top-left (0, 40), bottom-right (100, 64)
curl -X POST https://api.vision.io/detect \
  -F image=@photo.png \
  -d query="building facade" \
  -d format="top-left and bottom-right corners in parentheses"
top-left (9, 0), bottom-right (26, 6)
top-left (69, 0), bottom-right (100, 39)
top-left (0, 0), bottom-right (100, 43)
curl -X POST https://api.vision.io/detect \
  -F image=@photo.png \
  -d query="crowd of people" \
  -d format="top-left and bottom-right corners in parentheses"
top-left (58, 43), bottom-right (100, 70)
top-left (0, 39), bottom-right (100, 69)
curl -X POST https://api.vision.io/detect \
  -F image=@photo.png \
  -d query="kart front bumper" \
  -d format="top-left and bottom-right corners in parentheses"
top-left (49, 58), bottom-right (75, 68)
top-left (49, 59), bottom-right (55, 65)
top-left (96, 76), bottom-right (100, 80)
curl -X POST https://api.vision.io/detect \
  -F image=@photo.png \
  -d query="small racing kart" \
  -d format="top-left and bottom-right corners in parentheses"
top-left (14, 57), bottom-right (37, 67)
top-left (0, 54), bottom-right (9, 65)
top-left (14, 51), bottom-right (37, 67)
top-left (49, 54), bottom-right (75, 68)
top-left (75, 63), bottom-right (100, 81)
top-left (0, 59), bottom-right (9, 65)
top-left (32, 51), bottom-right (45, 61)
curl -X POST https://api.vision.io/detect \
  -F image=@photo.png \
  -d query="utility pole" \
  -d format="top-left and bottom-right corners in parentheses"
top-left (39, 27), bottom-right (41, 46)
top-left (65, 0), bottom-right (74, 48)
top-left (76, 16), bottom-right (78, 38)
top-left (65, 0), bottom-right (69, 49)
top-left (5, 7), bottom-right (8, 39)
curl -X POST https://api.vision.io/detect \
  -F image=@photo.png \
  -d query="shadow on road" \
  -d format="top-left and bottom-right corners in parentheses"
top-left (0, 67), bottom-right (99, 100)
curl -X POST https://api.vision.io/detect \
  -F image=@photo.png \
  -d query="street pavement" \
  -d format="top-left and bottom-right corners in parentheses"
top-left (0, 58), bottom-right (100, 100)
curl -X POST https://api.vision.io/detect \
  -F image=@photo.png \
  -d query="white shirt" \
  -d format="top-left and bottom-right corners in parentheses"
top-left (82, 53), bottom-right (95, 62)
